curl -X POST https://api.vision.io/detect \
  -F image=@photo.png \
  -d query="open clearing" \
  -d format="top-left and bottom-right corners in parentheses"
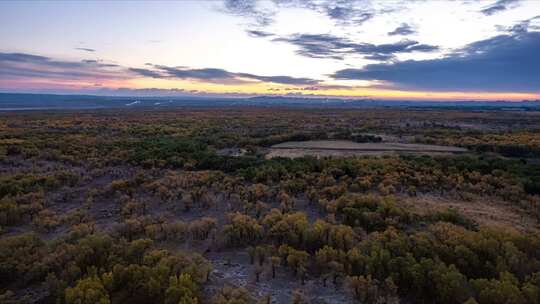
top-left (267, 140), bottom-right (467, 158)
top-left (402, 194), bottom-right (539, 233)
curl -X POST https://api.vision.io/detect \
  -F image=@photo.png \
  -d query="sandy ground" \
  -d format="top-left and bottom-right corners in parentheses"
top-left (272, 140), bottom-right (467, 152)
top-left (403, 194), bottom-right (539, 233)
top-left (267, 140), bottom-right (466, 159)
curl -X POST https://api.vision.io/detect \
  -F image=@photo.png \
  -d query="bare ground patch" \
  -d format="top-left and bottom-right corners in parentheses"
top-left (403, 194), bottom-right (539, 232)
top-left (267, 140), bottom-right (467, 158)
top-left (203, 250), bottom-right (355, 304)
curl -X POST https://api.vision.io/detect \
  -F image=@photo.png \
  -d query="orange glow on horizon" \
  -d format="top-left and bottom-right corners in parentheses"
top-left (3, 77), bottom-right (538, 101)
top-left (122, 78), bottom-right (540, 101)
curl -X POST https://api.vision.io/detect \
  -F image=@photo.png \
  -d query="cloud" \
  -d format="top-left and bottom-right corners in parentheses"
top-left (157, 66), bottom-right (234, 80)
top-left (236, 73), bottom-right (318, 85)
top-left (274, 33), bottom-right (438, 60)
top-left (318, 1), bottom-right (374, 26)
top-left (388, 23), bottom-right (415, 36)
top-left (220, 0), bottom-right (391, 31)
top-left (0, 52), bottom-right (127, 80)
top-left (75, 47), bottom-right (96, 52)
top-left (364, 53), bottom-right (395, 61)
top-left (330, 31), bottom-right (540, 92)
top-left (498, 15), bottom-right (540, 34)
top-left (81, 59), bottom-right (119, 68)
top-left (130, 64), bottom-right (320, 85)
top-left (272, 0), bottom-right (383, 26)
top-left (221, 0), bottom-right (275, 26)
top-left (0, 51), bottom-right (320, 88)
top-left (273, 34), bottom-right (349, 60)
top-left (0, 53), bottom-right (49, 62)
top-left (128, 68), bottom-right (164, 78)
top-left (246, 29), bottom-right (274, 37)
top-left (480, 0), bottom-right (521, 16)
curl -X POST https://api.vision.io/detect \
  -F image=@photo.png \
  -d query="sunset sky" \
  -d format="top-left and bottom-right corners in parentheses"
top-left (1, 0), bottom-right (539, 100)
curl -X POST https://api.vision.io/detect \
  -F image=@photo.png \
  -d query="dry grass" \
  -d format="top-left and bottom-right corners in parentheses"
top-left (267, 140), bottom-right (466, 158)
top-left (403, 194), bottom-right (539, 232)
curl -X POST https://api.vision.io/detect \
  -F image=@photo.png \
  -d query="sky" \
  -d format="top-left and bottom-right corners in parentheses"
top-left (0, 0), bottom-right (539, 100)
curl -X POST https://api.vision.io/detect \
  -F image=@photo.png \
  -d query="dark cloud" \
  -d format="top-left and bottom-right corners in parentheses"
top-left (158, 66), bottom-right (234, 80)
top-left (497, 15), bottom-right (540, 34)
top-left (236, 73), bottom-right (318, 85)
top-left (220, 0), bottom-right (389, 31)
top-left (274, 33), bottom-right (438, 60)
top-left (320, 2), bottom-right (374, 26)
top-left (0, 52), bottom-right (49, 62)
top-left (130, 64), bottom-right (320, 85)
top-left (133, 65), bottom-right (248, 84)
top-left (222, 0), bottom-right (275, 26)
top-left (0, 52), bottom-right (126, 80)
top-left (364, 53), bottom-right (395, 61)
top-left (405, 43), bottom-right (439, 52)
top-left (272, 0), bottom-right (380, 26)
top-left (480, 0), bottom-right (521, 16)
top-left (330, 31), bottom-right (540, 92)
top-left (273, 34), bottom-right (349, 60)
top-left (75, 47), bottom-right (96, 52)
top-left (246, 29), bottom-right (274, 38)
top-left (81, 59), bottom-right (119, 68)
top-left (128, 68), bottom-right (164, 78)
top-left (388, 23), bottom-right (415, 36)
top-left (0, 51), bottom-right (319, 87)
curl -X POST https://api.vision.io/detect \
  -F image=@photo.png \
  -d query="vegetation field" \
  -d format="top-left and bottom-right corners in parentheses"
top-left (1, 107), bottom-right (540, 304)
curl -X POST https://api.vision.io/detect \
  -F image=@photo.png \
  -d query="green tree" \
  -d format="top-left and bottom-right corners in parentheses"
top-left (165, 274), bottom-right (198, 304)
top-left (270, 256), bottom-right (280, 279)
top-left (65, 276), bottom-right (110, 304)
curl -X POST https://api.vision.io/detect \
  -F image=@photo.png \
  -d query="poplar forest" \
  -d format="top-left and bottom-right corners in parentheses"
top-left (1, 108), bottom-right (540, 304)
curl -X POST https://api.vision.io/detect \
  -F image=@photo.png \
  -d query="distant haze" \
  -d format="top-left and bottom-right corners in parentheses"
top-left (1, 93), bottom-right (539, 111)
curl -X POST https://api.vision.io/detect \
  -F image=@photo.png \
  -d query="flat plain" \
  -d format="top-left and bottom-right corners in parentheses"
top-left (1, 107), bottom-right (540, 304)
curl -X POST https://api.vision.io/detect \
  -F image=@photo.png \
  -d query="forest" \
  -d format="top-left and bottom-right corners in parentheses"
top-left (1, 107), bottom-right (540, 304)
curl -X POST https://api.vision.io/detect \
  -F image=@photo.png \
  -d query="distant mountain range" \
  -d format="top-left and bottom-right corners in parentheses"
top-left (0, 93), bottom-right (539, 110)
